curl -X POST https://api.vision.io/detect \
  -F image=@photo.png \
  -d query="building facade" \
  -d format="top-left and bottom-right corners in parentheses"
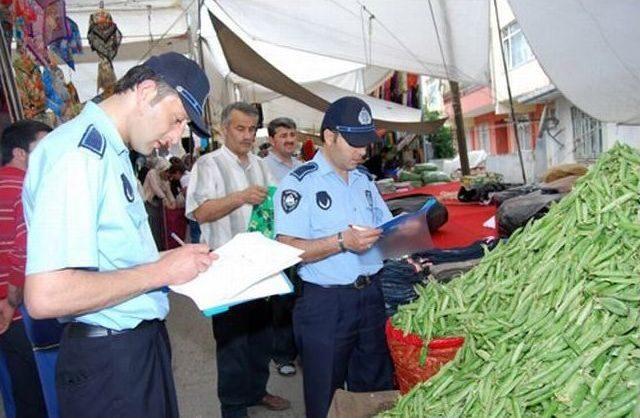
top-left (441, 0), bottom-right (640, 182)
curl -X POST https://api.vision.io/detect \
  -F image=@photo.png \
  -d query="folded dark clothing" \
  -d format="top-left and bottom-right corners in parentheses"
top-left (458, 182), bottom-right (507, 203)
top-left (412, 238), bottom-right (498, 264)
top-left (379, 259), bottom-right (426, 317)
top-left (490, 184), bottom-right (540, 206)
top-left (381, 239), bottom-right (500, 316)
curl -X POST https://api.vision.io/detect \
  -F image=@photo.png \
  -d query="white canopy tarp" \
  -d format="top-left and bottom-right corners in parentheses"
top-left (509, 0), bottom-right (640, 124)
top-left (58, 1), bottom-right (191, 101)
top-left (66, 2), bottom-right (187, 46)
top-left (207, 0), bottom-right (640, 125)
top-left (58, 0), bottom-right (640, 127)
top-left (200, 3), bottom-right (429, 132)
top-left (209, 0), bottom-right (491, 86)
top-left (248, 80), bottom-right (423, 133)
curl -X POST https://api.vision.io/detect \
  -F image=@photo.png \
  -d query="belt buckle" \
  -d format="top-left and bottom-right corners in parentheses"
top-left (354, 275), bottom-right (370, 289)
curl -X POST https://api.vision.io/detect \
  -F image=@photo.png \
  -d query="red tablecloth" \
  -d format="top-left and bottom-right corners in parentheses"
top-left (383, 182), bottom-right (497, 249)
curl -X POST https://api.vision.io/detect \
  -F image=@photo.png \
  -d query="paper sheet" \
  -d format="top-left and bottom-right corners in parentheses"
top-left (483, 216), bottom-right (496, 229)
top-left (170, 232), bottom-right (303, 313)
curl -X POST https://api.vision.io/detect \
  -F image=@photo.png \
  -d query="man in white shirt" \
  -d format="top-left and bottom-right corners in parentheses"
top-left (262, 117), bottom-right (302, 377)
top-left (185, 102), bottom-right (290, 418)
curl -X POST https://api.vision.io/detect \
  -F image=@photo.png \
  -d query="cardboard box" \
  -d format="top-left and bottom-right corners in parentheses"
top-left (327, 389), bottom-right (400, 418)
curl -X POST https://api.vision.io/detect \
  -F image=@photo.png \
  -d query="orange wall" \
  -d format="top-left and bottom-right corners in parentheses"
top-left (473, 113), bottom-right (510, 155)
top-left (451, 96), bottom-right (545, 156)
top-left (444, 86), bottom-right (494, 116)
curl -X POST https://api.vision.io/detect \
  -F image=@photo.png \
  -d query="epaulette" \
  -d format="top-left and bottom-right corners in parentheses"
top-left (356, 165), bottom-right (375, 181)
top-left (77, 125), bottom-right (106, 158)
top-left (290, 162), bottom-right (318, 181)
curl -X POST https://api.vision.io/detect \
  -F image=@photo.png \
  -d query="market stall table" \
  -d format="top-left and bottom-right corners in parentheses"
top-left (383, 181), bottom-right (496, 249)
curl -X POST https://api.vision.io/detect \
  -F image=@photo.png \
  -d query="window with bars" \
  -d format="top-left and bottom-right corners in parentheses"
top-left (478, 123), bottom-right (491, 153)
top-left (515, 116), bottom-right (532, 151)
top-left (465, 127), bottom-right (473, 150)
top-left (571, 107), bottom-right (603, 161)
top-left (501, 22), bottom-right (535, 69)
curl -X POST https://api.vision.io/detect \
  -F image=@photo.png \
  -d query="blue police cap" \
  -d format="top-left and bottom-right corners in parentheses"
top-left (321, 96), bottom-right (380, 147)
top-left (144, 52), bottom-right (211, 138)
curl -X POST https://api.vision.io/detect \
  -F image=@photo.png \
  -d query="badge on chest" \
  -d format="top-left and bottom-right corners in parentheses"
top-left (316, 191), bottom-right (332, 210)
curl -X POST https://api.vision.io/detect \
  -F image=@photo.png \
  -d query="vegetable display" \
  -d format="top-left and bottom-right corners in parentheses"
top-left (384, 144), bottom-right (640, 417)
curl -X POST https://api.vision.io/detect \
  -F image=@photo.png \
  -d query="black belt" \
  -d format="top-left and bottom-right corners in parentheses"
top-left (65, 319), bottom-right (159, 338)
top-left (315, 273), bottom-right (378, 290)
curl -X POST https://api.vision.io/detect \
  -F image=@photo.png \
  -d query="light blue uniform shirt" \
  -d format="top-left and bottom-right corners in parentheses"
top-left (263, 153), bottom-right (302, 184)
top-left (274, 151), bottom-right (392, 286)
top-left (23, 102), bottom-right (168, 330)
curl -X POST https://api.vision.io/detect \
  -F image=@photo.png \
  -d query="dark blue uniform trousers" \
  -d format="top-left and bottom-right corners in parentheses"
top-left (294, 279), bottom-right (394, 418)
top-left (55, 320), bottom-right (178, 418)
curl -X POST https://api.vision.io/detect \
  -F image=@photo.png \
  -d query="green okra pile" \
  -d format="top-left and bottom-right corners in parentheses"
top-left (385, 144), bottom-right (640, 417)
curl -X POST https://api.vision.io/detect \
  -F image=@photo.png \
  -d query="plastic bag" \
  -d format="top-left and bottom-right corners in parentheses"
top-left (421, 171), bottom-right (450, 184)
top-left (247, 186), bottom-right (277, 239)
top-left (398, 169), bottom-right (422, 182)
top-left (496, 190), bottom-right (565, 237)
top-left (413, 162), bottom-right (439, 173)
top-left (542, 163), bottom-right (587, 183)
top-left (385, 320), bottom-right (464, 394)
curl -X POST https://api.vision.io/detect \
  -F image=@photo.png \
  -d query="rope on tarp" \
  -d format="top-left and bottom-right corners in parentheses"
top-left (137, 0), bottom-right (197, 63)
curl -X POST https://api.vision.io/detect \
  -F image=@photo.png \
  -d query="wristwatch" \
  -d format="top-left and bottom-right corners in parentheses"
top-left (337, 231), bottom-right (346, 252)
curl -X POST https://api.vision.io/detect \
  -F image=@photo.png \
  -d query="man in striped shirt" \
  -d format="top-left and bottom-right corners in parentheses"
top-left (0, 120), bottom-right (50, 418)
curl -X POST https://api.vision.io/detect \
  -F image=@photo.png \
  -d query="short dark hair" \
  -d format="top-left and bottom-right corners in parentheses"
top-left (167, 160), bottom-right (186, 175)
top-left (320, 128), bottom-right (336, 143)
top-left (267, 117), bottom-right (297, 137)
top-left (1, 120), bottom-right (52, 165)
top-left (113, 64), bottom-right (176, 104)
top-left (221, 102), bottom-right (259, 127)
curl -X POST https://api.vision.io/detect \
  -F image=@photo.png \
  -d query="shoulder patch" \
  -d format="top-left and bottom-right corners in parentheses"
top-left (290, 162), bottom-right (318, 181)
top-left (78, 125), bottom-right (106, 158)
top-left (356, 165), bottom-right (375, 181)
top-left (281, 190), bottom-right (301, 213)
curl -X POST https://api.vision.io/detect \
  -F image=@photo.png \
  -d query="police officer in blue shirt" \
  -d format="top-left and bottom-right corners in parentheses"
top-left (23, 53), bottom-right (217, 418)
top-left (275, 96), bottom-right (394, 418)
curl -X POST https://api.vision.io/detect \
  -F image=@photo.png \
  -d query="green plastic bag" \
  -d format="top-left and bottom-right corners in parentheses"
top-left (413, 162), bottom-right (439, 173)
top-left (247, 186), bottom-right (277, 239)
top-left (421, 171), bottom-right (451, 184)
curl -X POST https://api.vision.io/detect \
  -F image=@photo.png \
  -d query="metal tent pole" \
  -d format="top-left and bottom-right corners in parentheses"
top-left (427, 0), bottom-right (470, 175)
top-left (493, 0), bottom-right (527, 183)
top-left (449, 81), bottom-right (471, 176)
top-left (195, 0), bottom-right (213, 131)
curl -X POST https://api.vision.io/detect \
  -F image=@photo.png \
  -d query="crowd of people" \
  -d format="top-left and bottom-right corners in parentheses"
top-left (0, 52), bottom-right (394, 418)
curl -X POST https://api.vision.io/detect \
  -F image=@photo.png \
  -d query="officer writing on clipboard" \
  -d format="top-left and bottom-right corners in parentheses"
top-left (274, 97), bottom-right (394, 418)
top-left (22, 53), bottom-right (217, 418)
